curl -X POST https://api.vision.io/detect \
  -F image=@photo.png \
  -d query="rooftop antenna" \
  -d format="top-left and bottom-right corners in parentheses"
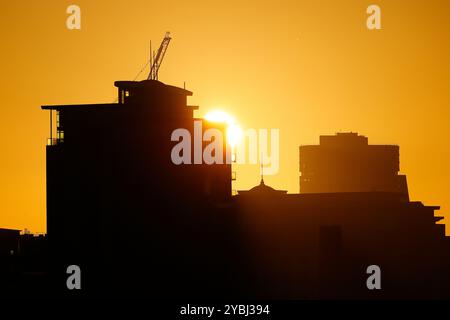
top-left (260, 153), bottom-right (265, 184)
top-left (148, 32), bottom-right (172, 80)
top-left (149, 40), bottom-right (152, 76)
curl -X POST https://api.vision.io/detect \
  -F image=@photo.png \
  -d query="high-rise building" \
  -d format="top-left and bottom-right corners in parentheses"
top-left (41, 79), bottom-right (231, 294)
top-left (300, 132), bottom-right (408, 199)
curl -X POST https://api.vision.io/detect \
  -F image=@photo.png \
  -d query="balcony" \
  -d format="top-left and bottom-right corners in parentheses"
top-left (47, 131), bottom-right (64, 146)
top-left (47, 138), bottom-right (58, 146)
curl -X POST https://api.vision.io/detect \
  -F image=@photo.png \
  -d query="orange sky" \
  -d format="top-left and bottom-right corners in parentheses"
top-left (1, 0), bottom-right (449, 234)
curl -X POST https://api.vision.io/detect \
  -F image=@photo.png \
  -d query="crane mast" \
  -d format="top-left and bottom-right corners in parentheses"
top-left (148, 32), bottom-right (172, 80)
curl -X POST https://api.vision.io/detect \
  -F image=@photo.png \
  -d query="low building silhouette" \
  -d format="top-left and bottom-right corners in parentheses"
top-left (234, 186), bottom-right (449, 299)
top-left (0, 228), bottom-right (20, 257)
top-left (0, 229), bottom-right (48, 296)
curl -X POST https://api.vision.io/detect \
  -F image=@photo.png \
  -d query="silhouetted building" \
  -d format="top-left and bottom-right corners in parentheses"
top-left (0, 228), bottom-right (20, 294)
top-left (0, 229), bottom-right (49, 296)
top-left (0, 228), bottom-right (20, 257)
top-left (42, 80), bottom-right (231, 296)
top-left (300, 132), bottom-right (408, 199)
top-left (234, 185), bottom-right (449, 299)
top-left (230, 132), bottom-right (450, 299)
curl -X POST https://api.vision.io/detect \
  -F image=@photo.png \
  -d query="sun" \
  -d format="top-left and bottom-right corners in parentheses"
top-left (204, 110), bottom-right (234, 124)
top-left (204, 110), bottom-right (243, 147)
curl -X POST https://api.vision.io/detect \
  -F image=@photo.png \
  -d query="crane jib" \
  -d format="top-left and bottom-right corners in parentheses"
top-left (148, 32), bottom-right (172, 81)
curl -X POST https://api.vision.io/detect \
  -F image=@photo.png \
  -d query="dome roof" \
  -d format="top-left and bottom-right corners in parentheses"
top-left (238, 179), bottom-right (287, 196)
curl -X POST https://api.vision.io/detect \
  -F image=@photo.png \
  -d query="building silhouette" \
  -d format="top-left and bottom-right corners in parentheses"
top-left (0, 228), bottom-right (20, 257)
top-left (300, 132), bottom-right (408, 199)
top-left (0, 229), bottom-right (47, 296)
top-left (234, 187), bottom-right (449, 299)
top-left (232, 133), bottom-right (450, 298)
top-left (41, 79), bottom-right (232, 296)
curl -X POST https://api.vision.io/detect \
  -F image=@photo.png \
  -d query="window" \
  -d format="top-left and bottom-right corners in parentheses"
top-left (57, 130), bottom-right (64, 143)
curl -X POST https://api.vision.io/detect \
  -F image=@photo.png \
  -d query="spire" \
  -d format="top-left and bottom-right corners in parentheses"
top-left (237, 154), bottom-right (287, 196)
top-left (260, 153), bottom-right (265, 185)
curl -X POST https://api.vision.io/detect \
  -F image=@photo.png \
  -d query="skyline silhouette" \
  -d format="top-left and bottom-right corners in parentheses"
top-left (2, 75), bottom-right (450, 299)
top-left (1, 1), bottom-right (450, 301)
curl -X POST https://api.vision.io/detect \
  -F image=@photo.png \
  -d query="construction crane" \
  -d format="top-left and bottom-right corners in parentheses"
top-left (147, 32), bottom-right (172, 80)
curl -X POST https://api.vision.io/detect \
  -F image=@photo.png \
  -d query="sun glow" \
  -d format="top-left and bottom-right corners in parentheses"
top-left (204, 110), bottom-right (243, 147)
